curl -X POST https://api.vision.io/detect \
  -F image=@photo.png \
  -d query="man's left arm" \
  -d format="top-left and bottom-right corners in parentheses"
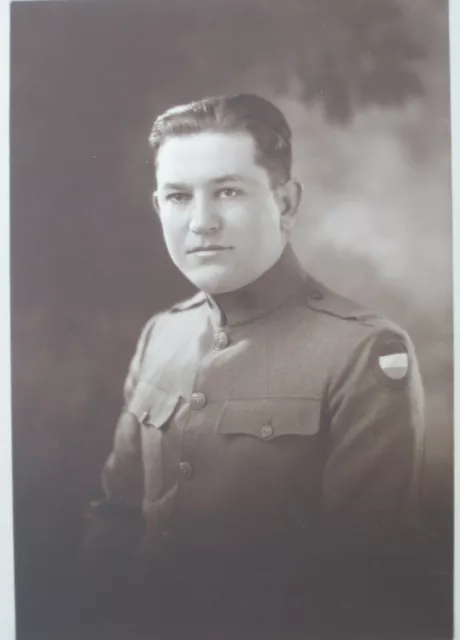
top-left (317, 326), bottom-right (440, 640)
top-left (321, 326), bottom-right (425, 555)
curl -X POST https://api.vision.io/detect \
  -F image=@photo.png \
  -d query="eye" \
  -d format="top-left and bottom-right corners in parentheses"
top-left (216, 187), bottom-right (243, 199)
top-left (165, 192), bottom-right (192, 204)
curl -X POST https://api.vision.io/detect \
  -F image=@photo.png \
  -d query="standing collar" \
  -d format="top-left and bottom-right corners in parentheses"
top-left (205, 243), bottom-right (308, 328)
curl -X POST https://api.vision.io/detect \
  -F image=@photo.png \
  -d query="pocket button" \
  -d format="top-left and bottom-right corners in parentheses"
top-left (139, 410), bottom-right (151, 426)
top-left (261, 424), bottom-right (274, 439)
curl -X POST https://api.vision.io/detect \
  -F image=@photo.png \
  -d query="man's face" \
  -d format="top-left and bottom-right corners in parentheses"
top-left (154, 131), bottom-right (296, 294)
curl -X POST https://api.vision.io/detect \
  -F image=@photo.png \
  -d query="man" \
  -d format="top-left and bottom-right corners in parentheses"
top-left (81, 94), bottom-right (425, 635)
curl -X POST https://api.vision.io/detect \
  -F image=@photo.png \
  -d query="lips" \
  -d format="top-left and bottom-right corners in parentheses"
top-left (187, 245), bottom-right (231, 254)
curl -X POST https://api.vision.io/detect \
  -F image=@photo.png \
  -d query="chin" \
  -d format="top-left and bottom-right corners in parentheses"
top-left (185, 269), bottom-right (237, 295)
top-left (191, 278), bottom-right (234, 295)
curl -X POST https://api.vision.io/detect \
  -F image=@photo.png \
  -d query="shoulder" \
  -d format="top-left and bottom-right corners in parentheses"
top-left (169, 291), bottom-right (208, 314)
top-left (143, 291), bottom-right (207, 325)
top-left (125, 292), bottom-right (207, 390)
top-left (301, 276), bottom-right (419, 387)
top-left (303, 276), bottom-right (408, 339)
top-left (136, 291), bottom-right (207, 344)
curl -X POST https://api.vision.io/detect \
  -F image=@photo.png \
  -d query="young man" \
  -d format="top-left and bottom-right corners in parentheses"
top-left (82, 94), bottom-right (425, 634)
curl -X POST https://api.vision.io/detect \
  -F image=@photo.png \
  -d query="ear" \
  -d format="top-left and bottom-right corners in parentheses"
top-left (152, 191), bottom-right (160, 216)
top-left (274, 179), bottom-right (302, 232)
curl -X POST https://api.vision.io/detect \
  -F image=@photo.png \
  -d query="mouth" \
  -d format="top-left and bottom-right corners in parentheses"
top-left (187, 245), bottom-right (232, 255)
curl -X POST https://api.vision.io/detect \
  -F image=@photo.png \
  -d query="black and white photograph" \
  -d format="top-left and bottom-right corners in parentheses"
top-left (10, 1), bottom-right (453, 638)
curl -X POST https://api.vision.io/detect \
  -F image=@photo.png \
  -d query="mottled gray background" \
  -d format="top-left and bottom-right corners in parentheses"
top-left (10, 0), bottom-right (452, 632)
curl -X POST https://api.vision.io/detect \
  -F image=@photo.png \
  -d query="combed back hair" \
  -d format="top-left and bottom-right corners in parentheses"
top-left (148, 94), bottom-right (292, 187)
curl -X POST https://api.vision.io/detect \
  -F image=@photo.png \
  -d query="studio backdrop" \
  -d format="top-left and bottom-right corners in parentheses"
top-left (10, 0), bottom-right (452, 633)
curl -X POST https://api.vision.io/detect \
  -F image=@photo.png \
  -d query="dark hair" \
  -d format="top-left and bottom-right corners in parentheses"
top-left (148, 94), bottom-right (292, 186)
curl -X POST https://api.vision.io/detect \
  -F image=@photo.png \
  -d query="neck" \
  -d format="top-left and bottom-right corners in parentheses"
top-left (206, 244), bottom-right (307, 327)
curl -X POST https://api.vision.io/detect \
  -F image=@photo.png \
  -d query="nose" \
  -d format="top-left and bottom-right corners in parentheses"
top-left (189, 193), bottom-right (220, 235)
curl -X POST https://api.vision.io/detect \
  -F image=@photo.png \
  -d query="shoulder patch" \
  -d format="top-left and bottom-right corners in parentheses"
top-left (305, 278), bottom-right (378, 325)
top-left (370, 331), bottom-right (411, 388)
top-left (169, 291), bottom-right (207, 314)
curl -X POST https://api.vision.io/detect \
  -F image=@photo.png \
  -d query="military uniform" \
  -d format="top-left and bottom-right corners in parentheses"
top-left (81, 245), bottom-right (425, 635)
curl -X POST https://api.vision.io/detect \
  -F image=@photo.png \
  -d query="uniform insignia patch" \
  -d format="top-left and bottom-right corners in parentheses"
top-left (371, 334), bottom-right (411, 386)
top-left (378, 352), bottom-right (409, 380)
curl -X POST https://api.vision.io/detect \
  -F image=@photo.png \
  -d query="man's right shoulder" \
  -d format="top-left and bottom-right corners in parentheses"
top-left (169, 291), bottom-right (208, 314)
top-left (138, 291), bottom-right (207, 341)
top-left (125, 291), bottom-right (207, 398)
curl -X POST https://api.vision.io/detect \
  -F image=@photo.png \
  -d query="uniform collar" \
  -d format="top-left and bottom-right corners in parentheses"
top-left (205, 243), bottom-right (308, 328)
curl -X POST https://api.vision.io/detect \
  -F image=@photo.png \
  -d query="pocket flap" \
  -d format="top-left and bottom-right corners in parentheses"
top-left (216, 397), bottom-right (321, 440)
top-left (126, 381), bottom-right (180, 429)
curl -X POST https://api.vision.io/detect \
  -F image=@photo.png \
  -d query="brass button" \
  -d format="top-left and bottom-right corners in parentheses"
top-left (261, 424), bottom-right (274, 439)
top-left (310, 290), bottom-right (324, 301)
top-left (214, 331), bottom-right (230, 350)
top-left (179, 461), bottom-right (194, 481)
top-left (190, 392), bottom-right (207, 410)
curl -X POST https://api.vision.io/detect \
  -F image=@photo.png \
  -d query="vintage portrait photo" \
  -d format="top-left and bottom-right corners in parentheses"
top-left (9, 0), bottom-right (453, 638)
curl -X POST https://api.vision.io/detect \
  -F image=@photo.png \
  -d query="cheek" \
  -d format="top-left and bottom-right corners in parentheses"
top-left (243, 206), bottom-right (280, 236)
top-left (221, 197), bottom-right (263, 229)
top-left (160, 209), bottom-right (186, 234)
top-left (160, 216), bottom-right (186, 253)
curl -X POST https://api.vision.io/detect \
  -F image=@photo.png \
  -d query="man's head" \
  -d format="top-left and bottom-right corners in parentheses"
top-left (150, 94), bottom-right (302, 294)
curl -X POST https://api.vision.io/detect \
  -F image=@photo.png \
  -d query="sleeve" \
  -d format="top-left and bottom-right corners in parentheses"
top-left (321, 326), bottom-right (425, 556)
top-left (315, 327), bottom-right (445, 640)
top-left (80, 316), bottom-right (157, 567)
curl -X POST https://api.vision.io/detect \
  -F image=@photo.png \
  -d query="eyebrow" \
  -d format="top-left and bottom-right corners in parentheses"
top-left (162, 175), bottom-right (247, 191)
top-left (211, 174), bottom-right (246, 185)
top-left (162, 182), bottom-right (190, 191)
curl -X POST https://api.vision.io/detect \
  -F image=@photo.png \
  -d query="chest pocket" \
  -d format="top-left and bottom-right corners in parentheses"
top-left (125, 381), bottom-right (181, 504)
top-left (126, 380), bottom-right (181, 430)
top-left (216, 397), bottom-right (321, 441)
top-left (102, 380), bottom-right (179, 506)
